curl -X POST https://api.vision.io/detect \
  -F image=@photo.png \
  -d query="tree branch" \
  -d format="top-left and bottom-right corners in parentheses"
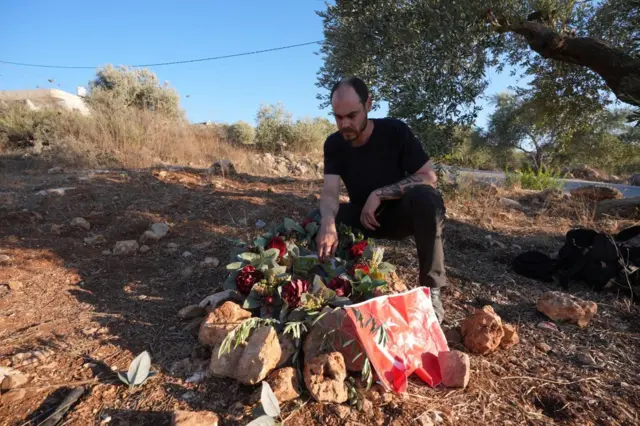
top-left (497, 19), bottom-right (640, 108)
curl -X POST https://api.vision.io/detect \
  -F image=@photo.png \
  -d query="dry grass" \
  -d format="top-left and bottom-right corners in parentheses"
top-left (0, 103), bottom-right (324, 177)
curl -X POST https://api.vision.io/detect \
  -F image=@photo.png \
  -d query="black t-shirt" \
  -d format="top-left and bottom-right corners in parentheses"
top-left (323, 118), bottom-right (430, 206)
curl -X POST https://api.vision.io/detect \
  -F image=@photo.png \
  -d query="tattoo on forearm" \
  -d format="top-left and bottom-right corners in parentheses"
top-left (375, 175), bottom-right (426, 200)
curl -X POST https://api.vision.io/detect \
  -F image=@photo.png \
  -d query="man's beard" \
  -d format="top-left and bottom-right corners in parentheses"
top-left (340, 115), bottom-right (368, 142)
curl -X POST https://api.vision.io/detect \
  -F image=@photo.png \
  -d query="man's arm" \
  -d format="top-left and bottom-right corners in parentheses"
top-left (317, 174), bottom-right (341, 261)
top-left (374, 160), bottom-right (438, 200)
top-left (319, 175), bottom-right (341, 225)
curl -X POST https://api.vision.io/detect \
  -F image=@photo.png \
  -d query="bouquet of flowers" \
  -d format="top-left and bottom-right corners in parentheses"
top-left (223, 216), bottom-right (398, 323)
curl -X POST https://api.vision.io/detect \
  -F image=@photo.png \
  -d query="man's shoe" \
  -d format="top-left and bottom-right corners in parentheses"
top-left (430, 288), bottom-right (445, 324)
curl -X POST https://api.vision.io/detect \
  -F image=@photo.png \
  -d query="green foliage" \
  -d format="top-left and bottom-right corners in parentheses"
top-left (254, 103), bottom-right (335, 153)
top-left (116, 351), bottom-right (157, 389)
top-left (87, 65), bottom-right (183, 119)
top-left (227, 120), bottom-right (255, 145)
top-left (506, 167), bottom-right (564, 190)
top-left (315, 0), bottom-right (638, 154)
top-left (218, 317), bottom-right (279, 358)
top-left (0, 102), bottom-right (70, 149)
top-left (248, 382), bottom-right (283, 425)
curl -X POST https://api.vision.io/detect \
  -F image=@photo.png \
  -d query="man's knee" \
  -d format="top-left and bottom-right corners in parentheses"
top-left (404, 185), bottom-right (445, 218)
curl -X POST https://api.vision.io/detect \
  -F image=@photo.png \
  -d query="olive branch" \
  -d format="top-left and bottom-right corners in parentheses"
top-left (218, 317), bottom-right (279, 358)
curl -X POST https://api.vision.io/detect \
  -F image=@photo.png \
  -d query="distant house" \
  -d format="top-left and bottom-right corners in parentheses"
top-left (0, 88), bottom-right (91, 116)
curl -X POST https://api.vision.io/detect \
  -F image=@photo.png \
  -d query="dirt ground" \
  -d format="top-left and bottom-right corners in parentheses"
top-left (1, 167), bottom-right (639, 426)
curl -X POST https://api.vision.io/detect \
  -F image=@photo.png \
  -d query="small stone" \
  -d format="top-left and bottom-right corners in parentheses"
top-left (438, 351), bottom-right (470, 388)
top-left (171, 410), bottom-right (219, 426)
top-left (102, 250), bottom-right (112, 256)
top-left (48, 167), bottom-right (64, 174)
top-left (150, 223), bottom-right (169, 238)
top-left (266, 367), bottom-right (300, 402)
top-left (537, 291), bottom-right (597, 327)
top-left (443, 327), bottom-right (462, 345)
top-left (460, 305), bottom-right (505, 355)
top-left (198, 290), bottom-right (245, 311)
top-left (417, 414), bottom-right (435, 426)
top-left (430, 412), bottom-right (444, 423)
top-left (7, 280), bottom-right (23, 290)
top-left (182, 251), bottom-right (193, 258)
top-left (113, 240), bottom-right (139, 256)
top-left (330, 404), bottom-right (351, 419)
top-left (537, 321), bottom-right (559, 331)
top-left (139, 245), bottom-right (151, 253)
top-left (1, 372), bottom-right (28, 390)
top-left (50, 224), bottom-right (64, 235)
top-left (180, 266), bottom-right (194, 278)
top-left (177, 305), bottom-right (206, 320)
top-left (576, 352), bottom-right (598, 367)
top-left (70, 217), bottom-right (91, 231)
top-left (181, 391), bottom-right (196, 401)
top-left (167, 242), bottom-right (179, 249)
top-left (536, 342), bottom-right (552, 353)
top-left (139, 230), bottom-right (159, 244)
top-left (304, 352), bottom-right (348, 403)
top-left (84, 234), bottom-right (106, 245)
top-left (499, 197), bottom-right (523, 211)
top-left (0, 254), bottom-right (11, 265)
top-left (200, 257), bottom-right (220, 268)
top-left (500, 324), bottom-right (519, 349)
top-left (1, 388), bottom-right (26, 403)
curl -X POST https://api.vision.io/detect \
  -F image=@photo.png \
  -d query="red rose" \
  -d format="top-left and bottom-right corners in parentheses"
top-left (327, 277), bottom-right (352, 297)
top-left (349, 240), bottom-right (368, 259)
top-left (264, 295), bottom-right (274, 305)
top-left (235, 265), bottom-right (264, 295)
top-left (349, 263), bottom-right (370, 277)
top-left (301, 217), bottom-right (313, 228)
top-left (281, 279), bottom-right (309, 308)
top-left (266, 236), bottom-right (287, 259)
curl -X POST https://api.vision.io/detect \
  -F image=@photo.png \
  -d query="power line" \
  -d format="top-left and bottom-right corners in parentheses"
top-left (0, 40), bottom-right (324, 70)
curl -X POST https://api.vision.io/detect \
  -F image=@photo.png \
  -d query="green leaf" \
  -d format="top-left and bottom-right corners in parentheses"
top-left (362, 244), bottom-right (375, 260)
top-left (246, 415), bottom-right (277, 426)
top-left (263, 248), bottom-right (280, 262)
top-left (127, 351), bottom-right (152, 386)
top-left (239, 252), bottom-right (259, 262)
top-left (260, 381), bottom-right (281, 417)
top-left (226, 262), bottom-right (243, 270)
top-left (283, 218), bottom-right (297, 232)
top-left (372, 247), bottom-right (384, 266)
top-left (329, 296), bottom-right (352, 307)
top-left (253, 237), bottom-right (267, 248)
top-left (294, 255), bottom-right (319, 275)
top-left (377, 262), bottom-right (396, 274)
top-left (243, 295), bottom-right (262, 310)
top-left (117, 372), bottom-right (130, 385)
top-left (223, 271), bottom-right (239, 290)
top-left (305, 221), bottom-right (319, 235)
top-left (312, 275), bottom-right (336, 300)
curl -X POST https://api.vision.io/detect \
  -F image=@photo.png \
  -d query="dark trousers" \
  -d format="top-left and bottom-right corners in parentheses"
top-left (335, 185), bottom-right (446, 289)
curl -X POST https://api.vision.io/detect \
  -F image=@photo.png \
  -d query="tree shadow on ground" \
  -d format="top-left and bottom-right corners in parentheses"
top-left (1, 166), bottom-right (638, 425)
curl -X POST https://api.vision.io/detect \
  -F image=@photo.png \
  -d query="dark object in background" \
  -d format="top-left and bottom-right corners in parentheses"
top-left (512, 225), bottom-right (640, 293)
top-left (512, 251), bottom-right (555, 283)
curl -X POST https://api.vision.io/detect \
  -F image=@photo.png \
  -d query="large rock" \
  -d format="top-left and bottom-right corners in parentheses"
top-left (537, 291), bottom-right (597, 328)
top-left (303, 307), bottom-right (364, 372)
top-left (266, 367), bottom-right (300, 402)
top-left (0, 367), bottom-right (28, 391)
top-left (630, 174), bottom-right (640, 186)
top-left (198, 301), bottom-right (251, 347)
top-left (460, 306), bottom-right (505, 355)
top-left (438, 351), bottom-right (470, 389)
top-left (113, 240), bottom-right (139, 255)
top-left (209, 343), bottom-right (245, 378)
top-left (303, 352), bottom-right (349, 403)
top-left (235, 326), bottom-right (281, 385)
top-left (570, 185), bottom-right (622, 202)
top-left (198, 290), bottom-right (245, 312)
top-left (570, 164), bottom-right (601, 181)
top-left (595, 197), bottom-right (640, 219)
top-left (171, 410), bottom-right (219, 426)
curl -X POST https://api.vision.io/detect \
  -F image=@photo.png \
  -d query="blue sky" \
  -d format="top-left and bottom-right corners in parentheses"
top-left (0, 0), bottom-right (526, 129)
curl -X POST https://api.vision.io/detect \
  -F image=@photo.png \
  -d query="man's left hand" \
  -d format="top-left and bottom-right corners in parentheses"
top-left (360, 192), bottom-right (381, 231)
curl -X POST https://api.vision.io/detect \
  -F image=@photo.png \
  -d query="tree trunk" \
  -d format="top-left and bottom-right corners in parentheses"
top-left (502, 21), bottom-right (640, 108)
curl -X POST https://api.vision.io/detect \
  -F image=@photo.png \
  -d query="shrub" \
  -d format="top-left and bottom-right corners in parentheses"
top-left (505, 166), bottom-right (564, 191)
top-left (86, 65), bottom-right (183, 119)
top-left (254, 103), bottom-right (335, 153)
top-left (0, 102), bottom-right (69, 149)
top-left (227, 121), bottom-right (255, 145)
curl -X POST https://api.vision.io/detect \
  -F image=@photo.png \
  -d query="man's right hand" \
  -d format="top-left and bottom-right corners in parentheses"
top-left (316, 222), bottom-right (338, 263)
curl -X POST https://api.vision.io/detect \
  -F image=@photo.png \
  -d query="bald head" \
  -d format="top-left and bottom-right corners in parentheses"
top-left (330, 77), bottom-right (372, 142)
